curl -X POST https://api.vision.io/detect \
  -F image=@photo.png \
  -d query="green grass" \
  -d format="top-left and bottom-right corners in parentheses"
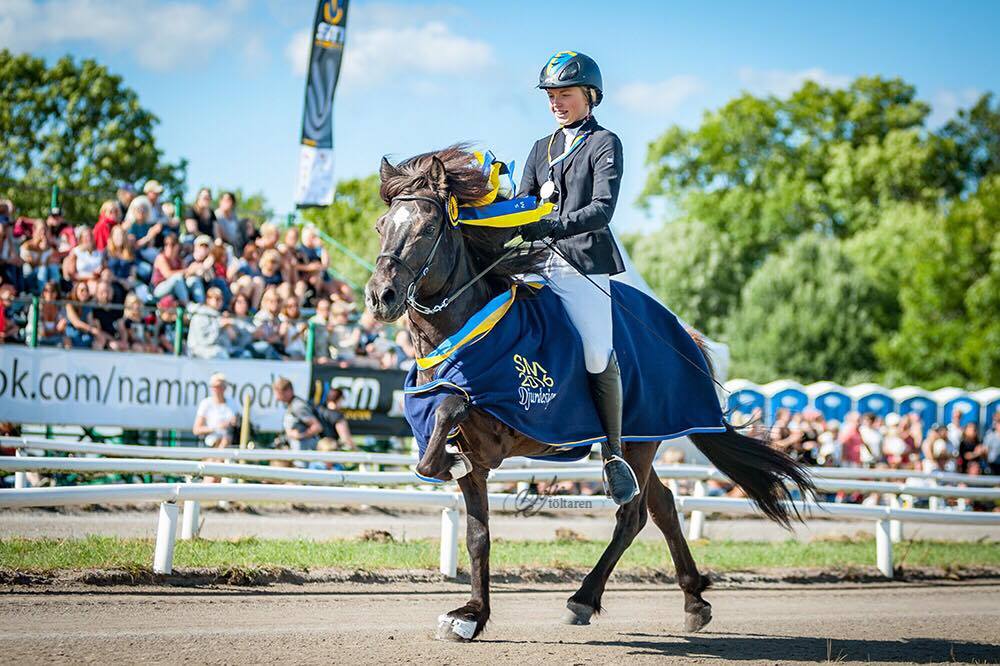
top-left (1, 536), bottom-right (998, 573)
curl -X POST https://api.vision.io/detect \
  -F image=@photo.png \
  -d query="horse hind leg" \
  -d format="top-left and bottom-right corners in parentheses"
top-left (562, 442), bottom-right (656, 625)
top-left (645, 470), bottom-right (712, 632)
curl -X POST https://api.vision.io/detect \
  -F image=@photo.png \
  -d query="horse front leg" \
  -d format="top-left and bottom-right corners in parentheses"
top-left (436, 467), bottom-right (491, 642)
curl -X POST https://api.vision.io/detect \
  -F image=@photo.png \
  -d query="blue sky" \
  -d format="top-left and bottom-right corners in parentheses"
top-left (3, 0), bottom-right (998, 232)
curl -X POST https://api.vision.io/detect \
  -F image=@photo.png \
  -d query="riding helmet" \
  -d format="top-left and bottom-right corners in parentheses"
top-left (537, 50), bottom-right (603, 106)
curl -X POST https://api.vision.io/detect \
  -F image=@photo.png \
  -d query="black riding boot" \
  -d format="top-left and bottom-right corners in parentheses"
top-left (587, 351), bottom-right (640, 505)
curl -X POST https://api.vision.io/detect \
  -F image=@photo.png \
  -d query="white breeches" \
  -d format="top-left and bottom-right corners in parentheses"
top-left (542, 254), bottom-right (613, 373)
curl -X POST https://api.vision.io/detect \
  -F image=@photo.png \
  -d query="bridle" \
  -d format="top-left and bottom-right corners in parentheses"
top-left (375, 193), bottom-right (523, 316)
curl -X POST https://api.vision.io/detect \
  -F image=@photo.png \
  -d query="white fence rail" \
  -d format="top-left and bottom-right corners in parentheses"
top-left (2, 482), bottom-right (998, 580)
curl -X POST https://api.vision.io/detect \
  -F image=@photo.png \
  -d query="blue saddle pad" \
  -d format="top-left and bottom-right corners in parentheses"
top-left (404, 282), bottom-right (726, 477)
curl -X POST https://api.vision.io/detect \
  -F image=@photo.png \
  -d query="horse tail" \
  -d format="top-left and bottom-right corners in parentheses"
top-left (684, 329), bottom-right (815, 529)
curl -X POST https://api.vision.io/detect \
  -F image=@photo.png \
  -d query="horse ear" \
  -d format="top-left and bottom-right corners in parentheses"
top-left (428, 156), bottom-right (449, 196)
top-left (380, 156), bottom-right (398, 183)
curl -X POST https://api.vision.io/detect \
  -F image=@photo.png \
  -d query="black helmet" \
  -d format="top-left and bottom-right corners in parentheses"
top-left (538, 51), bottom-right (603, 106)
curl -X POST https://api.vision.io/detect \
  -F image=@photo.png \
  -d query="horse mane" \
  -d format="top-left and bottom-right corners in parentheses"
top-left (379, 144), bottom-right (545, 293)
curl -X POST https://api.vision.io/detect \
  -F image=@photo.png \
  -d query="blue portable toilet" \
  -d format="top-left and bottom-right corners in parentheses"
top-left (762, 380), bottom-right (808, 422)
top-left (724, 379), bottom-right (766, 421)
top-left (849, 383), bottom-right (895, 418)
top-left (973, 388), bottom-right (1000, 431)
top-left (934, 387), bottom-right (981, 428)
top-left (892, 386), bottom-right (938, 433)
top-left (807, 381), bottom-right (852, 423)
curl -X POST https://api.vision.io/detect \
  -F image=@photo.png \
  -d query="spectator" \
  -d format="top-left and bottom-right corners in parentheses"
top-left (329, 301), bottom-right (357, 363)
top-left (151, 235), bottom-right (192, 304)
top-left (117, 293), bottom-right (158, 353)
top-left (125, 197), bottom-right (162, 273)
top-left (154, 295), bottom-right (179, 354)
top-left (193, 372), bottom-right (238, 451)
top-left (19, 221), bottom-right (60, 294)
top-left (278, 226), bottom-right (308, 304)
top-left (0, 209), bottom-right (24, 291)
top-left (37, 281), bottom-right (65, 347)
top-left (255, 221), bottom-right (280, 253)
top-left (46, 208), bottom-right (76, 258)
top-left (259, 248), bottom-right (287, 300)
top-left (93, 200), bottom-right (120, 251)
top-left (184, 188), bottom-right (216, 240)
top-left (105, 224), bottom-right (148, 303)
top-left (64, 280), bottom-right (106, 349)
top-left (279, 296), bottom-right (308, 359)
top-left (858, 412), bottom-right (882, 465)
top-left (0, 284), bottom-right (18, 343)
top-left (214, 191), bottom-right (245, 252)
top-left (228, 291), bottom-right (280, 360)
top-left (300, 226), bottom-right (354, 305)
top-left (921, 424), bottom-right (954, 472)
top-left (133, 179), bottom-right (167, 225)
top-left (309, 298), bottom-right (333, 362)
top-left (272, 376), bottom-right (321, 454)
top-left (114, 182), bottom-right (136, 221)
top-left (394, 328), bottom-right (416, 369)
top-left (91, 280), bottom-right (122, 350)
top-left (957, 422), bottom-right (988, 475)
top-left (63, 227), bottom-right (104, 295)
top-left (252, 287), bottom-right (284, 357)
top-left (229, 243), bottom-right (265, 308)
top-left (984, 413), bottom-right (1000, 476)
top-left (183, 235), bottom-right (227, 305)
top-left (817, 420), bottom-right (842, 466)
top-left (186, 287), bottom-right (233, 359)
top-left (318, 387), bottom-right (355, 450)
top-left (882, 413), bottom-right (910, 468)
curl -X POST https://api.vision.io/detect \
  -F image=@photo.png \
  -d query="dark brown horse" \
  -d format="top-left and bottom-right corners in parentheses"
top-left (365, 146), bottom-right (814, 641)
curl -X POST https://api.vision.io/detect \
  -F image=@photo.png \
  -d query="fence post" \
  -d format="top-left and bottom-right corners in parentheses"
top-left (173, 306), bottom-right (184, 354)
top-left (14, 447), bottom-right (27, 489)
top-left (888, 494), bottom-right (903, 543)
top-left (181, 499), bottom-right (201, 540)
top-left (875, 519), bottom-right (893, 579)
top-left (26, 297), bottom-right (39, 347)
top-left (305, 321), bottom-right (315, 364)
top-left (440, 506), bottom-right (460, 578)
top-left (688, 480), bottom-right (706, 541)
top-left (153, 501), bottom-right (179, 574)
top-left (50, 184), bottom-right (59, 210)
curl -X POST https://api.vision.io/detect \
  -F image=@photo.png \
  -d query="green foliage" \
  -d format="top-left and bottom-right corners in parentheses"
top-left (724, 234), bottom-right (888, 384)
top-left (625, 219), bottom-right (756, 338)
top-left (0, 50), bottom-right (186, 221)
top-left (878, 176), bottom-right (1000, 387)
top-left (634, 75), bottom-right (997, 386)
top-left (301, 174), bottom-right (384, 289)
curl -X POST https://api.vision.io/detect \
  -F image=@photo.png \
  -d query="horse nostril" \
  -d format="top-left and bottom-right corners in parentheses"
top-left (380, 286), bottom-right (396, 305)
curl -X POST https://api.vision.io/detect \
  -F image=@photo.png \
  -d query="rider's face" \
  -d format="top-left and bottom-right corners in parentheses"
top-left (547, 87), bottom-right (589, 126)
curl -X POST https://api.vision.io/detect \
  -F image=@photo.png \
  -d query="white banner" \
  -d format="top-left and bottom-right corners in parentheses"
top-left (294, 145), bottom-right (336, 207)
top-left (0, 347), bottom-right (308, 432)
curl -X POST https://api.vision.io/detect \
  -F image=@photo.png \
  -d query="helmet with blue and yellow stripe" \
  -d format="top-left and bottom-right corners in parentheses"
top-left (537, 51), bottom-right (603, 106)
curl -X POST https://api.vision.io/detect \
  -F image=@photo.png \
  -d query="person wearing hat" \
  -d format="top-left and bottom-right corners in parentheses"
top-left (114, 182), bottom-right (136, 222)
top-left (193, 373), bottom-right (238, 450)
top-left (515, 51), bottom-right (637, 505)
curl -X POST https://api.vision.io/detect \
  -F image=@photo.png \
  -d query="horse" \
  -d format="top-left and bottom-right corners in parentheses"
top-left (365, 146), bottom-right (814, 641)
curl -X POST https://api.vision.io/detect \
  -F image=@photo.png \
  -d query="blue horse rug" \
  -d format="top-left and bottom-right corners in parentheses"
top-left (404, 281), bottom-right (726, 479)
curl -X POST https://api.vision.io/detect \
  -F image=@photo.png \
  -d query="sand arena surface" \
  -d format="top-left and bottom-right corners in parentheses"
top-left (1, 581), bottom-right (997, 664)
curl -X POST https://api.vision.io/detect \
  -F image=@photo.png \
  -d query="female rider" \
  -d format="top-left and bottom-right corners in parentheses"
top-left (517, 51), bottom-right (639, 504)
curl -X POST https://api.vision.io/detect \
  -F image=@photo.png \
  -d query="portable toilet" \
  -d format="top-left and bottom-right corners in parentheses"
top-left (762, 380), bottom-right (808, 422)
top-left (892, 386), bottom-right (939, 433)
top-left (973, 388), bottom-right (1000, 430)
top-left (934, 387), bottom-right (981, 428)
top-left (849, 383), bottom-right (895, 418)
top-left (724, 379), bottom-right (766, 421)
top-left (807, 381), bottom-right (852, 423)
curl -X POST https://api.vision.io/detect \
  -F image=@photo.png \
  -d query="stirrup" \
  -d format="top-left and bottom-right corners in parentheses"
top-left (602, 455), bottom-right (640, 505)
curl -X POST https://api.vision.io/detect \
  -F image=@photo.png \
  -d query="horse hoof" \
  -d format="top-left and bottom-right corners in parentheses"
top-left (684, 605), bottom-right (712, 633)
top-left (561, 600), bottom-right (594, 625)
top-left (436, 614), bottom-right (477, 642)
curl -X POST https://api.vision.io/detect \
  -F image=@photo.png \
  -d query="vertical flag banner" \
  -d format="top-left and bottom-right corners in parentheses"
top-left (295, 0), bottom-right (349, 207)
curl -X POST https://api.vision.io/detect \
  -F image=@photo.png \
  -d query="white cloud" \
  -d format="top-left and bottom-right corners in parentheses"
top-left (737, 67), bottom-right (850, 97)
top-left (284, 7), bottom-right (495, 91)
top-left (929, 88), bottom-right (981, 127)
top-left (617, 75), bottom-right (705, 114)
top-left (0, 0), bottom-right (244, 71)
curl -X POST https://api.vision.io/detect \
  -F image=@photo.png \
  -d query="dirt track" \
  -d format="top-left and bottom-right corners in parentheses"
top-left (2, 581), bottom-right (998, 664)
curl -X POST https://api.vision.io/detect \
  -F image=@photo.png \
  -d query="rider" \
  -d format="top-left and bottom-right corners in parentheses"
top-left (517, 51), bottom-right (639, 505)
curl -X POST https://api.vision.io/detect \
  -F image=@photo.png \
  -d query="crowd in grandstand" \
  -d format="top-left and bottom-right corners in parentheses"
top-left (730, 407), bottom-right (1000, 476)
top-left (0, 183), bottom-right (415, 369)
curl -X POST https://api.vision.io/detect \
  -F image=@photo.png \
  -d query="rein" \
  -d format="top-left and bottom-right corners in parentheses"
top-left (377, 194), bottom-right (522, 316)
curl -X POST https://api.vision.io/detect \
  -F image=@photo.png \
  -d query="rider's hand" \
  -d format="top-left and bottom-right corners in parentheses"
top-left (520, 215), bottom-right (561, 242)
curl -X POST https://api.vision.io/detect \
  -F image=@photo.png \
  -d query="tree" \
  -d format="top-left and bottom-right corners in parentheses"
top-left (302, 174), bottom-right (384, 290)
top-left (940, 93), bottom-right (1000, 190)
top-left (724, 234), bottom-right (888, 384)
top-left (0, 50), bottom-right (185, 221)
top-left (624, 219), bottom-right (756, 338)
top-left (878, 176), bottom-right (1000, 388)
